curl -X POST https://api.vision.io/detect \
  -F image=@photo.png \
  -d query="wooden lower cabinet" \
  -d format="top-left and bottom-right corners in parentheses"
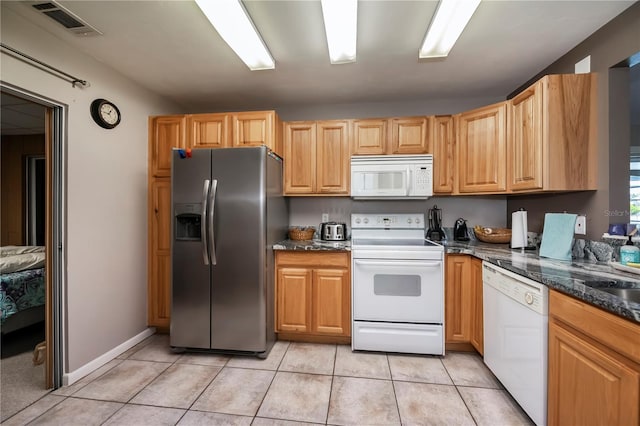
top-left (548, 290), bottom-right (640, 426)
top-left (469, 257), bottom-right (483, 355)
top-left (445, 255), bottom-right (472, 344)
top-left (148, 178), bottom-right (171, 328)
top-left (275, 251), bottom-right (350, 341)
top-left (445, 254), bottom-right (483, 353)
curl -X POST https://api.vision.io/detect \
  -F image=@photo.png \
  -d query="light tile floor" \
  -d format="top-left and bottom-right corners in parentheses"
top-left (2, 334), bottom-right (534, 425)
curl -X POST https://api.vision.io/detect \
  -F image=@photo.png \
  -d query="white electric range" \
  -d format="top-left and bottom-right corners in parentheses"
top-left (351, 213), bottom-right (445, 355)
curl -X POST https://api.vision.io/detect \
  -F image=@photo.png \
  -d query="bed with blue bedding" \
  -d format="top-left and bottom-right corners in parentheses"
top-left (1, 246), bottom-right (46, 334)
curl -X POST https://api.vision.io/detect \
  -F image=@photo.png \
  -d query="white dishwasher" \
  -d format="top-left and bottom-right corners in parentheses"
top-left (483, 261), bottom-right (548, 426)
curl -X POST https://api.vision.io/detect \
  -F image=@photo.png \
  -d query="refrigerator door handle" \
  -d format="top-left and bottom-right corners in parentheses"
top-left (208, 179), bottom-right (218, 265)
top-left (201, 179), bottom-right (210, 265)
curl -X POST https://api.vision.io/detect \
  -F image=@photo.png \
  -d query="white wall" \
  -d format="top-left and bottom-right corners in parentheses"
top-left (1, 6), bottom-right (181, 372)
top-left (289, 196), bottom-right (508, 235)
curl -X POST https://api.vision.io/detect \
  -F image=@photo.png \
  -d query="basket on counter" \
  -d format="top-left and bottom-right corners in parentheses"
top-left (288, 227), bottom-right (316, 241)
top-left (473, 226), bottom-right (512, 244)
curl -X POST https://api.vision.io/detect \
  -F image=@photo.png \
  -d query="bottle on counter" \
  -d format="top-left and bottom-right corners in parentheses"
top-left (620, 232), bottom-right (640, 265)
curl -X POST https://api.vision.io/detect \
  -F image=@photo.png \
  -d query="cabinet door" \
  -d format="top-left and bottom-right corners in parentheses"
top-left (151, 116), bottom-right (185, 177)
top-left (548, 319), bottom-right (640, 426)
top-left (276, 267), bottom-right (313, 333)
top-left (312, 269), bottom-right (350, 336)
top-left (445, 255), bottom-right (472, 343)
top-left (232, 111), bottom-right (274, 149)
top-left (351, 119), bottom-right (387, 155)
top-left (470, 257), bottom-right (483, 355)
top-left (390, 117), bottom-right (430, 154)
top-left (509, 81), bottom-right (543, 191)
top-left (432, 116), bottom-right (455, 193)
top-left (457, 102), bottom-right (507, 193)
top-left (187, 113), bottom-right (231, 149)
top-left (317, 120), bottom-right (349, 194)
top-left (284, 122), bottom-right (316, 194)
top-left (149, 179), bottom-right (172, 327)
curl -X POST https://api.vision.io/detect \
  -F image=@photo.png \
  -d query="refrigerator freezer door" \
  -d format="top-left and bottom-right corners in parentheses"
top-left (210, 147), bottom-right (267, 352)
top-left (171, 149), bottom-right (212, 349)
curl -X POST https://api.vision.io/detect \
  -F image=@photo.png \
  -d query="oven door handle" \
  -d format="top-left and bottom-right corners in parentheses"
top-left (354, 260), bottom-right (442, 268)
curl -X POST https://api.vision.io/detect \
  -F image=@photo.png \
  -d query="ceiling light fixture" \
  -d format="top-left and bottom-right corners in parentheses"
top-left (195, 0), bottom-right (274, 70)
top-left (419, 0), bottom-right (481, 59)
top-left (321, 0), bottom-right (358, 64)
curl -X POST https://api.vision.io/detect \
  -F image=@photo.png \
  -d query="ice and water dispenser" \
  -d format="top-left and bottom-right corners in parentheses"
top-left (174, 203), bottom-right (202, 241)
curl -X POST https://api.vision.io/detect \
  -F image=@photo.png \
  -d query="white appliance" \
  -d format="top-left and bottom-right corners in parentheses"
top-left (483, 261), bottom-right (548, 426)
top-left (350, 154), bottom-right (433, 199)
top-left (351, 213), bottom-right (444, 355)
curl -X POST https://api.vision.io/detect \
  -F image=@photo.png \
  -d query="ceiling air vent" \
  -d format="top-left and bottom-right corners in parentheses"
top-left (29, 1), bottom-right (102, 36)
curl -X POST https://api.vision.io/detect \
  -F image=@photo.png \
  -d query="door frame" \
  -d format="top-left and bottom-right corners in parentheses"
top-left (1, 82), bottom-right (66, 388)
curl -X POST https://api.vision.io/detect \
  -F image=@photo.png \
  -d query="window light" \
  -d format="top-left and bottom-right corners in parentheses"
top-left (195, 0), bottom-right (274, 70)
top-left (321, 0), bottom-right (358, 64)
top-left (420, 0), bottom-right (481, 59)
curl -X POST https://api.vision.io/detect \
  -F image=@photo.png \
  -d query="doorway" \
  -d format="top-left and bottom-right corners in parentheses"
top-left (0, 86), bottom-right (64, 419)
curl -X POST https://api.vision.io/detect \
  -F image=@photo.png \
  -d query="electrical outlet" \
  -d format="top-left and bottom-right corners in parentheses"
top-left (575, 215), bottom-right (586, 235)
top-left (322, 213), bottom-right (329, 223)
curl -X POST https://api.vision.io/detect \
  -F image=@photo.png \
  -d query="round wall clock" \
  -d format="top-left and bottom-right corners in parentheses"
top-left (90, 98), bottom-right (121, 129)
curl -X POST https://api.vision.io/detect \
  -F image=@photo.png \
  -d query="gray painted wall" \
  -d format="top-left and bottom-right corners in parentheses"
top-left (506, 2), bottom-right (640, 239)
top-left (1, 6), bottom-right (181, 373)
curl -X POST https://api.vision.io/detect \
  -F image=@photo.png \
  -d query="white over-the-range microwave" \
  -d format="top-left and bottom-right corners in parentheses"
top-left (350, 154), bottom-right (433, 199)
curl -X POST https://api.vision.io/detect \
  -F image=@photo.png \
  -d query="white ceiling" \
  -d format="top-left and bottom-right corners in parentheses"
top-left (0, 0), bottom-right (636, 129)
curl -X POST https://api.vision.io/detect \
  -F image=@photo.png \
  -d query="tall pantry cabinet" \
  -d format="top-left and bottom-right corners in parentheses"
top-left (148, 116), bottom-right (185, 329)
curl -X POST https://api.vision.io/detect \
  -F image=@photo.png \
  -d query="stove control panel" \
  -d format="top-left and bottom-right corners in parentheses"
top-left (351, 214), bottom-right (425, 229)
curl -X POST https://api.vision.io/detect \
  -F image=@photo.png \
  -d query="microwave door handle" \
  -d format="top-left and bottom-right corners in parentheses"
top-left (406, 168), bottom-right (411, 196)
top-left (201, 180), bottom-right (210, 265)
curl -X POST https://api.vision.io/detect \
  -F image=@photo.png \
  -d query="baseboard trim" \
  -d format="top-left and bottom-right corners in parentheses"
top-left (62, 327), bottom-right (156, 386)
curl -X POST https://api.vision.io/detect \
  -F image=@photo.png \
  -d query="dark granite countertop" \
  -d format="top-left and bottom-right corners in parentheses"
top-left (444, 240), bottom-right (640, 324)
top-left (273, 239), bottom-right (351, 251)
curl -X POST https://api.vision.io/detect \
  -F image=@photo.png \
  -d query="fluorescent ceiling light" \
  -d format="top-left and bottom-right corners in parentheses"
top-left (420, 0), bottom-right (481, 59)
top-left (321, 0), bottom-right (357, 64)
top-left (195, 0), bottom-right (274, 70)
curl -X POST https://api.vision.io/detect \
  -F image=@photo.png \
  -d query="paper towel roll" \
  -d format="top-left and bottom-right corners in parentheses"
top-left (511, 210), bottom-right (528, 248)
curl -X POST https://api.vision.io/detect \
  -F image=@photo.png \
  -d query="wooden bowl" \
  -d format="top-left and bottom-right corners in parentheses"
top-left (474, 227), bottom-right (512, 244)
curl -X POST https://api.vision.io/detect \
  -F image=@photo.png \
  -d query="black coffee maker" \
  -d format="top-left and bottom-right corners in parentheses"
top-left (426, 205), bottom-right (446, 241)
top-left (454, 218), bottom-right (470, 241)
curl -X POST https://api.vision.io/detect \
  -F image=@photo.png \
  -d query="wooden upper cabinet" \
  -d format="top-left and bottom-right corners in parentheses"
top-left (284, 120), bottom-right (349, 196)
top-left (432, 115), bottom-right (455, 193)
top-left (457, 102), bottom-right (507, 193)
top-left (351, 119), bottom-right (387, 155)
top-left (187, 113), bottom-right (231, 149)
top-left (390, 116), bottom-right (430, 154)
top-left (316, 120), bottom-right (349, 194)
top-left (232, 111), bottom-right (274, 147)
top-left (509, 73), bottom-right (595, 192)
top-left (284, 122), bottom-right (316, 194)
top-left (150, 115), bottom-right (186, 177)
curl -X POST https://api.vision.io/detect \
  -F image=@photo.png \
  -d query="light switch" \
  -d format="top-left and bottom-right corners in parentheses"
top-left (575, 215), bottom-right (586, 235)
top-left (322, 213), bottom-right (329, 223)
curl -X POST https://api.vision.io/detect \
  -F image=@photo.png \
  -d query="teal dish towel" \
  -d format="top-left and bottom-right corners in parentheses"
top-left (539, 213), bottom-right (577, 261)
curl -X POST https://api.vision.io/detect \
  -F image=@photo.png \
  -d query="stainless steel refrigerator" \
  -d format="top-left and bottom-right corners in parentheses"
top-left (170, 146), bottom-right (287, 358)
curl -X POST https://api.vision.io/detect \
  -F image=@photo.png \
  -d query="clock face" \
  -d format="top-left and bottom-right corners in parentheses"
top-left (100, 103), bottom-right (119, 125)
top-left (90, 98), bottom-right (121, 129)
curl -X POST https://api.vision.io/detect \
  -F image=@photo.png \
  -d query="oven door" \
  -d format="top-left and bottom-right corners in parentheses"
top-left (352, 258), bottom-right (443, 323)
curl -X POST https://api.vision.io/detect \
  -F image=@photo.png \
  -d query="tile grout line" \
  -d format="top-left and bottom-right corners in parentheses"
top-left (386, 353), bottom-right (403, 425)
top-left (174, 355), bottom-right (228, 423)
top-left (323, 344), bottom-right (338, 425)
